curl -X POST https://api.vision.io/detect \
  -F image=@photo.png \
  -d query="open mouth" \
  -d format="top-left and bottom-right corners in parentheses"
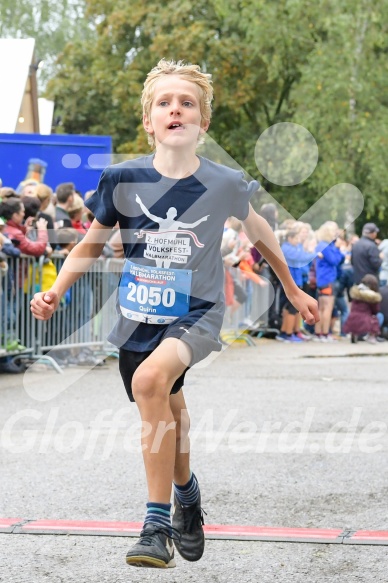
top-left (168, 122), bottom-right (184, 130)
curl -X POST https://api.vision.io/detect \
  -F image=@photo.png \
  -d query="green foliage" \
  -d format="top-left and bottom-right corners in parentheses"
top-left (9, 0), bottom-right (388, 232)
top-left (291, 0), bottom-right (388, 231)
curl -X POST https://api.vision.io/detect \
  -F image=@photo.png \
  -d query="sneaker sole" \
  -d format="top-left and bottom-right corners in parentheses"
top-left (174, 540), bottom-right (204, 562)
top-left (126, 555), bottom-right (176, 568)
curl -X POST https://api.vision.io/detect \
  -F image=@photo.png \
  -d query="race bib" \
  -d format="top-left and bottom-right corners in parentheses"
top-left (119, 260), bottom-right (192, 324)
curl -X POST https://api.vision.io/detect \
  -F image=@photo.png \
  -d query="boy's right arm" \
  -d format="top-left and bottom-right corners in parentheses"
top-left (30, 219), bottom-right (113, 321)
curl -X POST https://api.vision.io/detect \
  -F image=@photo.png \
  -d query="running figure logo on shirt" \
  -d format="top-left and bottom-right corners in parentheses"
top-left (135, 194), bottom-right (209, 268)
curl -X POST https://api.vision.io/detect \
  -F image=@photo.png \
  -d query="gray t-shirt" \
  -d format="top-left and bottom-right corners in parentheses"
top-left (85, 155), bottom-right (259, 355)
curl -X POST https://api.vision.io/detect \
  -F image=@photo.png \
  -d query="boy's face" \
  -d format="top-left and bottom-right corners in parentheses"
top-left (143, 75), bottom-right (209, 149)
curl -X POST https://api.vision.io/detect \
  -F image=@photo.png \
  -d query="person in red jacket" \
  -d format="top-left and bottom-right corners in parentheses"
top-left (343, 274), bottom-right (382, 343)
top-left (0, 197), bottom-right (49, 347)
top-left (0, 197), bottom-right (48, 257)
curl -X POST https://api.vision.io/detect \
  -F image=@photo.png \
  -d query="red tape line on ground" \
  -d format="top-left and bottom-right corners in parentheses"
top-left (204, 524), bottom-right (344, 542)
top-left (0, 518), bottom-right (24, 533)
top-left (6, 519), bottom-right (345, 543)
top-left (344, 530), bottom-right (388, 545)
top-left (1, 519), bottom-right (387, 545)
top-left (18, 519), bottom-right (143, 535)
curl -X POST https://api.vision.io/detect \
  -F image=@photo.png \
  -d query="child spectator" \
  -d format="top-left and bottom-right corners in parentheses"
top-left (68, 194), bottom-right (87, 235)
top-left (55, 228), bottom-right (79, 255)
top-left (22, 186), bottom-right (55, 237)
top-left (343, 274), bottom-right (382, 343)
top-left (277, 229), bottom-right (316, 341)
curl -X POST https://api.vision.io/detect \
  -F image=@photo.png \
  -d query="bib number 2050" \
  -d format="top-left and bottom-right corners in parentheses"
top-left (119, 260), bottom-right (192, 324)
top-left (126, 283), bottom-right (175, 307)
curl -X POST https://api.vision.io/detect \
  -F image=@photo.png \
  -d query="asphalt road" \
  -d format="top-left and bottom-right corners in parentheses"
top-left (1, 338), bottom-right (387, 582)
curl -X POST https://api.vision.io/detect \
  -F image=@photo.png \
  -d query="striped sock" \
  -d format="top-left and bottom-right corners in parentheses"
top-left (174, 472), bottom-right (200, 507)
top-left (144, 502), bottom-right (172, 534)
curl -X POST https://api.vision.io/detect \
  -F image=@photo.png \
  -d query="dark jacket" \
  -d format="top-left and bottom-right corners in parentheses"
top-left (351, 236), bottom-right (382, 284)
top-left (335, 263), bottom-right (354, 299)
top-left (38, 211), bottom-right (56, 246)
top-left (55, 206), bottom-right (72, 229)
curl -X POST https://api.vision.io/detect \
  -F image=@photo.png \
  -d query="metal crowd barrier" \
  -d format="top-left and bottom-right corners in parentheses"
top-left (0, 254), bottom-right (123, 373)
top-left (1, 255), bottom-right (277, 372)
top-left (221, 267), bottom-right (277, 345)
top-left (35, 255), bottom-right (124, 368)
top-left (39, 255), bottom-right (103, 351)
top-left (1, 254), bottom-right (42, 360)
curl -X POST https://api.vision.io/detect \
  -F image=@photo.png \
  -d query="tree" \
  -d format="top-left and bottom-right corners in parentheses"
top-left (47, 0), bottom-right (314, 166)
top-left (291, 0), bottom-right (388, 226)
top-left (0, 0), bottom-right (91, 87)
top-left (46, 0), bottom-right (388, 230)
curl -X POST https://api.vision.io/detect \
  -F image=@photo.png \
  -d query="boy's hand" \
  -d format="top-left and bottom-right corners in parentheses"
top-left (30, 291), bottom-right (60, 321)
top-left (287, 288), bottom-right (320, 325)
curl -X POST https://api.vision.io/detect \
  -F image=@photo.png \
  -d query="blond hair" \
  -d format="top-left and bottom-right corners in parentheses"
top-left (68, 194), bottom-right (85, 218)
top-left (141, 59), bottom-right (213, 148)
top-left (35, 183), bottom-right (53, 202)
top-left (316, 221), bottom-right (338, 243)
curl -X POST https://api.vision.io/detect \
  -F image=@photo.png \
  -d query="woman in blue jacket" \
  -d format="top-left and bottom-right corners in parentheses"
top-left (314, 221), bottom-right (345, 341)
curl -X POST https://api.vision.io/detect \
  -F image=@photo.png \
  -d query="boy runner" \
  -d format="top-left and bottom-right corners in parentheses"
top-left (31, 59), bottom-right (319, 569)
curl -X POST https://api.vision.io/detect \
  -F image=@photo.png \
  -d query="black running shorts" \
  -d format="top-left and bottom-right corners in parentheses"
top-left (119, 348), bottom-right (188, 403)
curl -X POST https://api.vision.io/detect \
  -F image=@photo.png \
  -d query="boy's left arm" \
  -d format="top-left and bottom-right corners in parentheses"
top-left (242, 205), bottom-right (319, 325)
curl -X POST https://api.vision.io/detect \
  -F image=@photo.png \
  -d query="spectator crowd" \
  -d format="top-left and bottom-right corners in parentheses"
top-left (221, 203), bottom-right (388, 344)
top-left (0, 178), bottom-right (124, 373)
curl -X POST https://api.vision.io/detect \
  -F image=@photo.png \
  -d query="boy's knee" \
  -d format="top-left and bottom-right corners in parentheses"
top-left (132, 366), bottom-right (169, 402)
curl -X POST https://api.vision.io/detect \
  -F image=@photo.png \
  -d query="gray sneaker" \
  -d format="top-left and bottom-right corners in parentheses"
top-left (126, 524), bottom-right (177, 568)
top-left (172, 493), bottom-right (206, 562)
